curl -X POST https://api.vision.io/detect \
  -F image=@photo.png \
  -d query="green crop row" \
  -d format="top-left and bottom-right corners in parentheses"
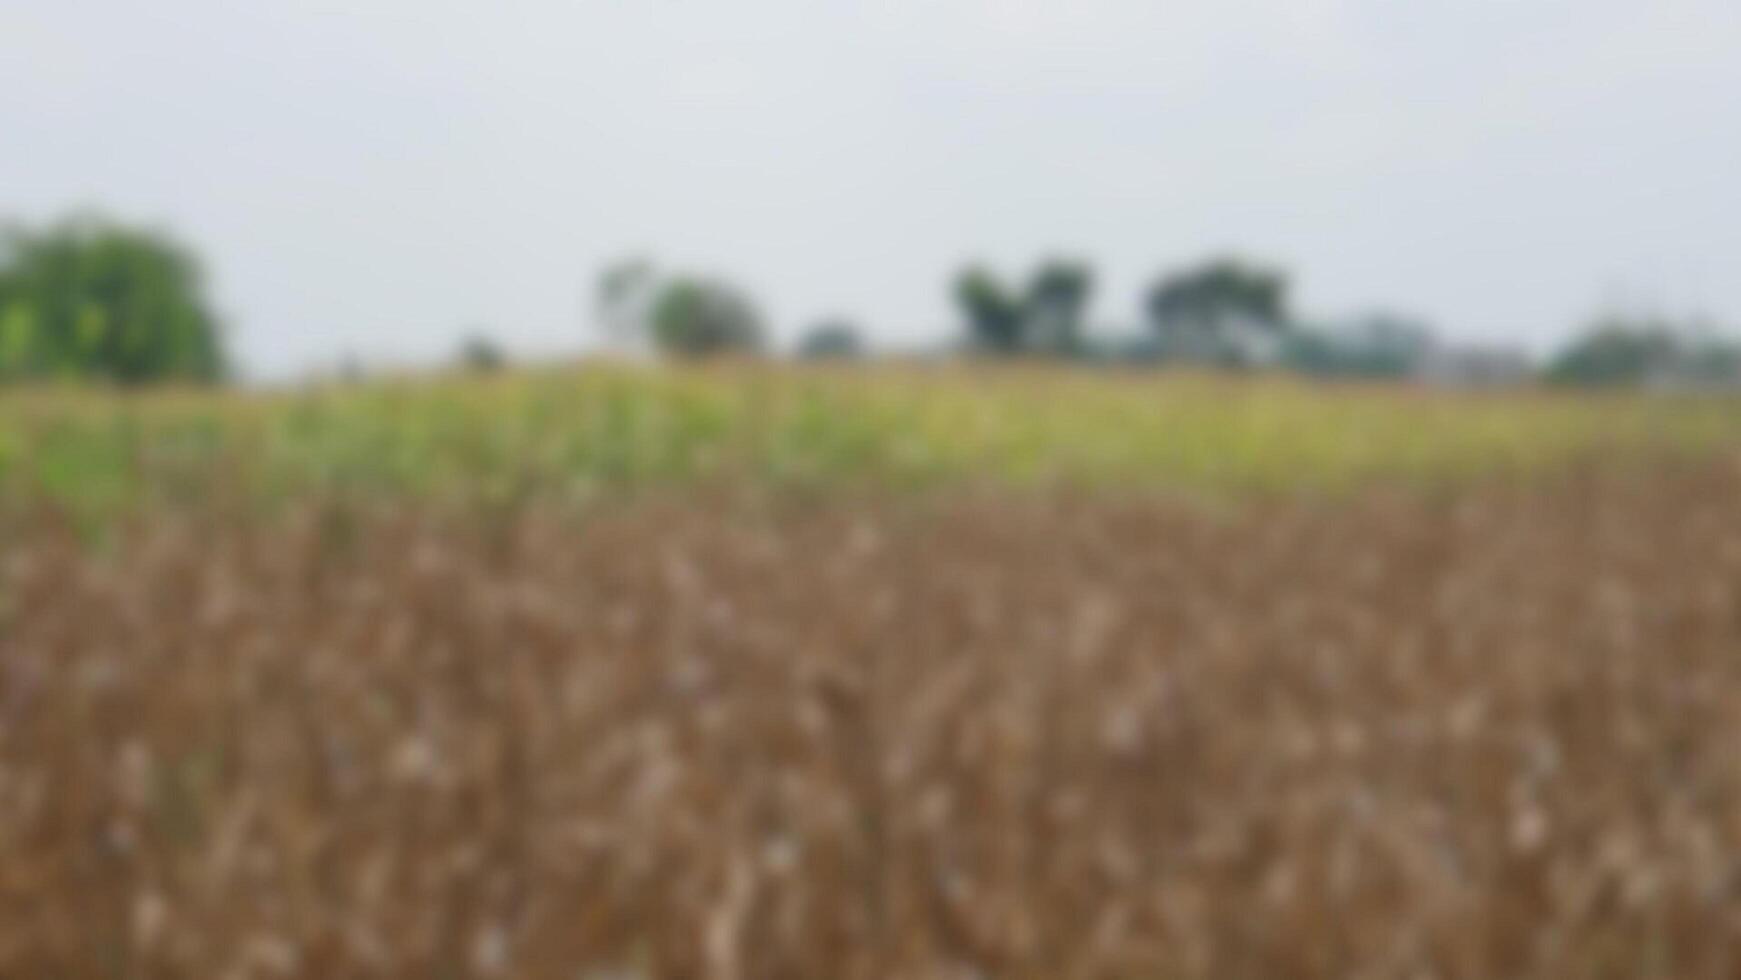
top-left (1, 363), bottom-right (1737, 519)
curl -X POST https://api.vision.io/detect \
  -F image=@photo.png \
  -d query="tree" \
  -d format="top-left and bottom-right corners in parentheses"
top-left (1545, 315), bottom-right (1740, 386)
top-left (1024, 259), bottom-right (1093, 355)
top-left (1281, 313), bottom-right (1437, 379)
top-left (0, 215), bottom-right (225, 383)
top-left (648, 276), bottom-right (765, 358)
top-left (954, 260), bottom-right (1096, 356)
top-left (457, 332), bottom-right (506, 373)
top-left (796, 319), bottom-right (864, 360)
top-left (1145, 257), bottom-right (1290, 366)
top-left (1677, 335), bottom-right (1741, 385)
top-left (954, 266), bottom-right (1024, 354)
top-left (592, 259), bottom-right (767, 360)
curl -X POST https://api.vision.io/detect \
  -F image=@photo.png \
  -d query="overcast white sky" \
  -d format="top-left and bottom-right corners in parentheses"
top-left (5, 0), bottom-right (1739, 379)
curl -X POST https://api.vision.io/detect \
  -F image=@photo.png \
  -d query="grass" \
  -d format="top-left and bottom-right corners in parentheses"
top-left (2, 362), bottom-right (1739, 518)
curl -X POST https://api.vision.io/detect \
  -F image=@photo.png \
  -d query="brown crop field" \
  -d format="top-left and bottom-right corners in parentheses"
top-left (5, 447), bottom-right (1741, 977)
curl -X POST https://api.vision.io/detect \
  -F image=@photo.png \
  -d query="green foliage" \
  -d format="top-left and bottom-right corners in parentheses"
top-left (954, 259), bottom-right (1095, 356)
top-left (954, 266), bottom-right (1026, 354)
top-left (648, 277), bottom-right (765, 358)
top-left (796, 319), bottom-right (865, 360)
top-left (1024, 259), bottom-right (1093, 356)
top-left (2, 366), bottom-right (1738, 524)
top-left (1281, 315), bottom-right (1437, 379)
top-left (0, 215), bottom-right (226, 384)
top-left (1145, 257), bottom-right (1290, 365)
top-left (1545, 316), bottom-right (1741, 387)
top-left (596, 258), bottom-right (764, 360)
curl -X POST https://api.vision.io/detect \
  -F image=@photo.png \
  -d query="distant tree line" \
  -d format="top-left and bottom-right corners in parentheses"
top-left (1542, 315), bottom-right (1741, 387)
top-left (941, 254), bottom-right (1740, 388)
top-left (5, 212), bottom-right (1737, 390)
top-left (949, 255), bottom-right (1476, 379)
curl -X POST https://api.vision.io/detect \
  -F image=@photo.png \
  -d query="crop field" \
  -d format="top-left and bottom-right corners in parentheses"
top-left (4, 367), bottom-right (1741, 977)
top-left (3, 364), bottom-right (1740, 517)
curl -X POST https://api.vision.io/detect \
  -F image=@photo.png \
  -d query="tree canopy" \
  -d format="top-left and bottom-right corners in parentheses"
top-left (0, 216), bottom-right (226, 384)
top-left (954, 266), bottom-right (1026, 354)
top-left (1545, 316), bottom-right (1741, 387)
top-left (648, 276), bottom-right (765, 358)
top-left (1024, 260), bottom-right (1093, 355)
top-left (593, 259), bottom-right (766, 359)
top-left (1144, 258), bottom-right (1290, 365)
top-left (954, 259), bottom-right (1094, 355)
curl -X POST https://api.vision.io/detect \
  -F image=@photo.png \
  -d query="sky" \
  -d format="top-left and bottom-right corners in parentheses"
top-left (4, 0), bottom-right (1740, 380)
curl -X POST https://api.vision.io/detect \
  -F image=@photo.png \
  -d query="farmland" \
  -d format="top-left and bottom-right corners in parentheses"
top-left (4, 366), bottom-right (1741, 977)
top-left (3, 365), bottom-right (1740, 516)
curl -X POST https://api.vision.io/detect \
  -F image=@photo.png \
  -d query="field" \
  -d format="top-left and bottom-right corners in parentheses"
top-left (4, 366), bottom-right (1741, 977)
top-left (4, 364), bottom-right (1740, 517)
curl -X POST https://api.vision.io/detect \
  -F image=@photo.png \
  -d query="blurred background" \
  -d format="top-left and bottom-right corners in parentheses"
top-left (8, 3), bottom-right (1741, 978)
top-left (4, 0), bottom-right (1739, 381)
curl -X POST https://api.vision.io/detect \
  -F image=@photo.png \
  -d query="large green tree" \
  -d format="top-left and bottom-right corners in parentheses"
top-left (1145, 258), bottom-right (1290, 365)
top-left (0, 216), bottom-right (226, 383)
top-left (954, 259), bottom-right (1095, 355)
top-left (594, 259), bottom-right (765, 359)
top-left (648, 276), bottom-right (765, 358)
top-left (954, 266), bottom-right (1025, 354)
top-left (1024, 259), bottom-right (1093, 356)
